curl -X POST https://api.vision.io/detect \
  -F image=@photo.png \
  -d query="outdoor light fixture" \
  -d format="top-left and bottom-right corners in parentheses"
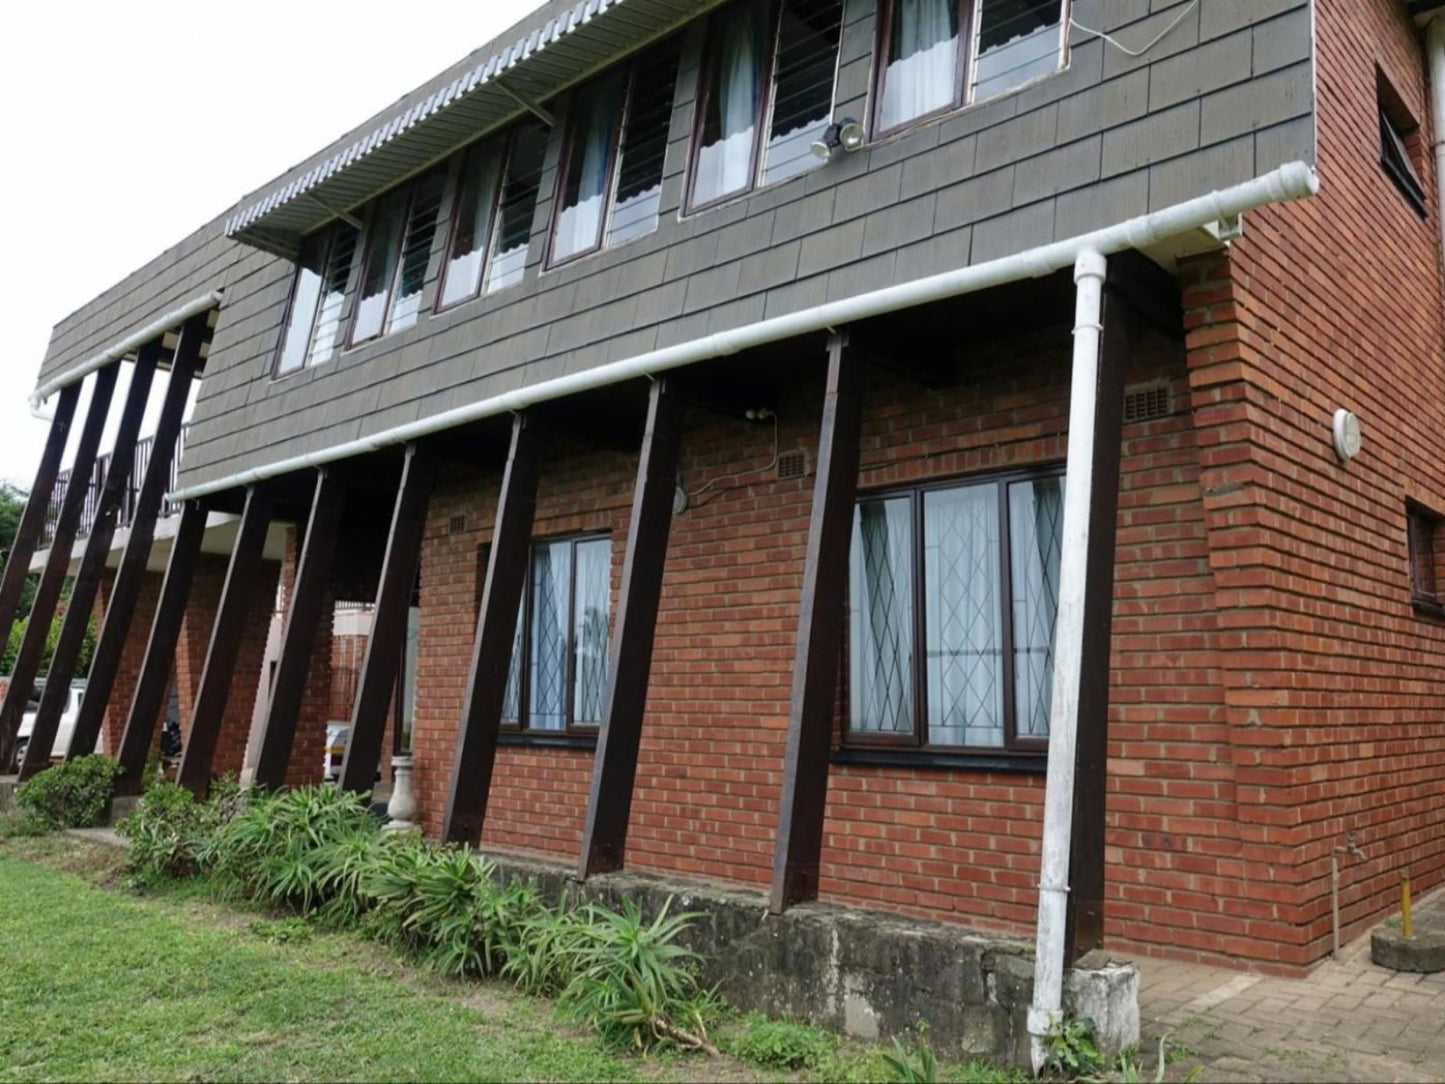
top-left (1332, 408), bottom-right (1362, 464)
top-left (810, 118), bottom-right (865, 160)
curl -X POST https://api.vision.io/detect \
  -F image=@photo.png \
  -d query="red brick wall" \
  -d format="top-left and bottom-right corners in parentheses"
top-left (277, 529), bottom-right (332, 789)
top-left (91, 567), bottom-right (166, 758)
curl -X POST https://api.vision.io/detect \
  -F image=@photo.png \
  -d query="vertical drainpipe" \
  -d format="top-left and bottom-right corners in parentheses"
top-left (1027, 249), bottom-right (1107, 1074)
top-left (1428, 16), bottom-right (1445, 271)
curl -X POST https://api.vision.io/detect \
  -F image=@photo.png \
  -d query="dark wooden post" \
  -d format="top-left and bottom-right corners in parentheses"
top-left (769, 332), bottom-right (864, 913)
top-left (442, 414), bottom-right (540, 843)
top-left (176, 485), bottom-right (275, 796)
top-left (339, 444), bottom-right (431, 794)
top-left (21, 347), bottom-right (160, 776)
top-left (68, 318), bottom-right (205, 761)
top-left (0, 363), bottom-right (120, 766)
top-left (112, 499), bottom-right (207, 797)
top-left (251, 468), bottom-right (346, 789)
top-left (577, 380), bottom-right (682, 876)
top-left (1063, 279), bottom-right (1130, 963)
top-left (0, 382), bottom-right (80, 651)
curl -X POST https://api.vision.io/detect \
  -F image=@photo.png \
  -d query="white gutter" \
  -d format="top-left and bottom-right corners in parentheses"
top-left (1026, 249), bottom-right (1105, 1072)
top-left (28, 291), bottom-right (223, 411)
top-left (1427, 16), bottom-right (1445, 278)
top-left (172, 161), bottom-right (1317, 503)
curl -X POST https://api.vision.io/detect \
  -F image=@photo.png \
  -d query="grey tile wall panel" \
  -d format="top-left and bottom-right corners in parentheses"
top-left (29, 0), bottom-right (1310, 494)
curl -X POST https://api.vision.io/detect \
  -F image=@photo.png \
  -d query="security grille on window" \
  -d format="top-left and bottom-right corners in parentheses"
top-left (847, 469), bottom-right (1064, 752)
top-left (875, 0), bottom-right (1067, 136)
top-left (349, 171), bottom-right (446, 345)
top-left (550, 39), bottom-right (681, 265)
top-left (437, 120), bottom-right (550, 309)
top-left (274, 223), bottom-right (358, 376)
top-left (688, 0), bottom-right (844, 211)
top-left (1408, 503), bottom-right (1442, 614)
top-left (502, 535), bottom-right (612, 732)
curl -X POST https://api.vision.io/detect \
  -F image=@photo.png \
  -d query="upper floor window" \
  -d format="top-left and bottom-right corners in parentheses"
top-left (437, 120), bottom-right (550, 309)
top-left (350, 171), bottom-right (446, 345)
top-left (875, 0), bottom-right (1067, 135)
top-left (274, 223), bottom-right (358, 376)
top-left (550, 39), bottom-right (681, 265)
top-left (847, 469), bottom-right (1063, 753)
top-left (1408, 502), bottom-right (1443, 616)
top-left (502, 534), bottom-right (612, 732)
top-left (688, 0), bottom-right (844, 211)
top-left (1379, 73), bottom-right (1427, 216)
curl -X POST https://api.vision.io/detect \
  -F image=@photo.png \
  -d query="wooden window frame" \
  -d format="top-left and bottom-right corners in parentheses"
top-left (271, 224), bottom-right (353, 380)
top-left (1408, 501), bottom-right (1444, 618)
top-left (435, 133), bottom-right (515, 314)
top-left (501, 530), bottom-right (613, 736)
top-left (843, 464), bottom-right (1064, 759)
top-left (347, 174), bottom-right (440, 348)
top-left (1380, 100), bottom-right (1428, 218)
top-left (545, 71), bottom-right (631, 269)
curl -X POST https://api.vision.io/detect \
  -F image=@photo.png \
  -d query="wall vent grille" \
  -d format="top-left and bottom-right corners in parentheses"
top-left (449, 513), bottom-right (467, 534)
top-left (777, 449), bottom-right (808, 481)
top-left (1123, 385), bottom-right (1172, 423)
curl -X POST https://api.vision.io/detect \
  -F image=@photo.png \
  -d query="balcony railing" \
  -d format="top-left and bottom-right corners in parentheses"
top-left (41, 426), bottom-right (188, 549)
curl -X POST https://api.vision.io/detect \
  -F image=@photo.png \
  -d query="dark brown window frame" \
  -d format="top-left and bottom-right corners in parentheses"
top-left (843, 463), bottom-right (1064, 759)
top-left (347, 171), bottom-right (444, 348)
top-left (1380, 104), bottom-right (1428, 218)
top-left (271, 222), bottom-right (357, 380)
top-left (501, 530), bottom-right (613, 736)
top-left (1407, 500), bottom-right (1444, 618)
top-left (435, 129), bottom-right (520, 314)
top-left (685, 0), bottom-right (844, 214)
top-left (544, 71), bottom-right (632, 269)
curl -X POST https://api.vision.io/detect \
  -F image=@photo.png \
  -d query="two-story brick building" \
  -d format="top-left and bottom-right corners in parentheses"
top-left (5, 0), bottom-right (1445, 1057)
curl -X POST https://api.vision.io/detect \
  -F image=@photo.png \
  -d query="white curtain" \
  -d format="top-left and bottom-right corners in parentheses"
top-left (694, 12), bottom-right (761, 204)
top-left (880, 0), bottom-right (958, 130)
top-left (553, 94), bottom-right (615, 261)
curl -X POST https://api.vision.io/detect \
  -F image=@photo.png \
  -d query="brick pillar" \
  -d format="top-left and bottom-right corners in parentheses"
top-left (284, 590), bottom-right (334, 789)
top-left (92, 567), bottom-right (166, 758)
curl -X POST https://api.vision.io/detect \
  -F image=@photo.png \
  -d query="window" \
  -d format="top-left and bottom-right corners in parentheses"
top-left (350, 171), bottom-right (446, 345)
top-left (550, 40), bottom-right (681, 265)
top-left (502, 534), bottom-right (612, 732)
top-left (1408, 503), bottom-right (1443, 615)
top-left (1379, 75), bottom-right (1427, 216)
top-left (688, 0), bottom-right (844, 210)
top-left (874, 0), bottom-right (1067, 136)
top-left (274, 223), bottom-right (358, 376)
top-left (847, 469), bottom-right (1064, 753)
top-left (438, 120), bottom-right (549, 307)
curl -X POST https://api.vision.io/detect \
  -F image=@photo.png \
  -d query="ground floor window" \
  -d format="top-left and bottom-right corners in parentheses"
top-left (501, 534), bottom-right (612, 733)
top-left (1408, 501), bottom-right (1443, 616)
top-left (847, 467), bottom-right (1063, 754)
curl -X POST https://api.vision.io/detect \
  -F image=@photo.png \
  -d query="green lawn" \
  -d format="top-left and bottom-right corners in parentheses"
top-left (0, 842), bottom-right (664, 1082)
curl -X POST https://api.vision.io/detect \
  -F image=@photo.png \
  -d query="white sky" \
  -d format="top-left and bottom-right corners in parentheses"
top-left (0, 0), bottom-right (541, 489)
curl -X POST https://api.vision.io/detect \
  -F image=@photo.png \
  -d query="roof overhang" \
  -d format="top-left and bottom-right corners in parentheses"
top-left (226, 0), bottom-right (721, 258)
top-left (1413, 0), bottom-right (1445, 22)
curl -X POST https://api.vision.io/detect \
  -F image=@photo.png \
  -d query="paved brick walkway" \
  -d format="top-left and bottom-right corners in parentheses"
top-left (1137, 893), bottom-right (1445, 1082)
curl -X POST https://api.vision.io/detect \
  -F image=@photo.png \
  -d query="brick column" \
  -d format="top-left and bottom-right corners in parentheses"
top-left (92, 568), bottom-right (166, 758)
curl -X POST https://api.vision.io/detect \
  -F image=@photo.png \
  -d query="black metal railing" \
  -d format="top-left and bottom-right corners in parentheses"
top-left (40, 426), bottom-right (188, 548)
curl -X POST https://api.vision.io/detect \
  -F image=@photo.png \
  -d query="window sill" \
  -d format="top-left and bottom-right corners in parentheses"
top-left (831, 746), bottom-right (1046, 774)
top-left (1412, 597), bottom-right (1445, 621)
top-left (497, 730), bottom-right (598, 750)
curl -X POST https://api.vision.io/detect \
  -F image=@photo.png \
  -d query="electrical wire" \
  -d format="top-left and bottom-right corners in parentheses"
top-left (686, 412), bottom-right (779, 507)
top-left (1070, 0), bottom-right (1199, 59)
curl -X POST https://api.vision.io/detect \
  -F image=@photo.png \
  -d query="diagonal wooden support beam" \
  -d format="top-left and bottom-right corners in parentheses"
top-left (252, 468), bottom-right (346, 790)
top-left (769, 332), bottom-right (864, 913)
top-left (68, 318), bottom-right (205, 762)
top-left (21, 346), bottom-right (161, 777)
top-left (577, 380), bottom-right (682, 877)
top-left (176, 485), bottom-right (275, 797)
top-left (0, 383), bottom-right (80, 656)
top-left (112, 499), bottom-right (207, 797)
top-left (1062, 275), bottom-right (1130, 963)
top-left (339, 444), bottom-right (431, 795)
top-left (0, 363), bottom-right (120, 767)
top-left (442, 414), bottom-right (541, 843)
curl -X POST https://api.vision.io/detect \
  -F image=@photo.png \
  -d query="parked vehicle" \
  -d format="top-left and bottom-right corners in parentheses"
top-left (11, 683), bottom-right (90, 770)
top-left (323, 723), bottom-right (350, 781)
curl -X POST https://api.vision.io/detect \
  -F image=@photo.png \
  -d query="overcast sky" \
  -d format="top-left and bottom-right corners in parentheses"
top-left (0, 0), bottom-right (541, 489)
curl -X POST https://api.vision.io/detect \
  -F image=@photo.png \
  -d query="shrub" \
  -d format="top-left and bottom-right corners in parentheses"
top-left (16, 755), bottom-right (118, 828)
top-left (0, 809), bottom-right (50, 838)
top-left (722, 1012), bottom-right (837, 1069)
top-left (118, 778), bottom-right (247, 883)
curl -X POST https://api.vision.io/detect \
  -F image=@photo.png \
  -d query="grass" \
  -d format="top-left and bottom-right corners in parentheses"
top-left (0, 836), bottom-right (1020, 1084)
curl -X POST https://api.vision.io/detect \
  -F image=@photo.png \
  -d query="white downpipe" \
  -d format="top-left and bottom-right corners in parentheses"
top-left (1427, 16), bottom-right (1445, 276)
top-left (169, 162), bottom-right (1318, 503)
top-left (28, 291), bottom-right (223, 411)
top-left (1027, 249), bottom-right (1106, 1074)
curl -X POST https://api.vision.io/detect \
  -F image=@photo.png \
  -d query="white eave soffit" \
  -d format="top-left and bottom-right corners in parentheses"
top-left (225, 0), bottom-right (720, 258)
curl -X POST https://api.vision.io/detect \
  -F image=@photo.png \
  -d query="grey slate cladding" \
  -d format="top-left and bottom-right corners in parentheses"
top-left (36, 0), bottom-right (1314, 496)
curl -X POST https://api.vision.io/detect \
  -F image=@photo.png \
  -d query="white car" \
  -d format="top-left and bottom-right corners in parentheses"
top-left (323, 722), bottom-right (350, 781)
top-left (13, 684), bottom-right (91, 770)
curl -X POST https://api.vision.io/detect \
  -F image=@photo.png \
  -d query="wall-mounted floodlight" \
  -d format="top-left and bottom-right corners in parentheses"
top-left (810, 118), bottom-right (866, 160)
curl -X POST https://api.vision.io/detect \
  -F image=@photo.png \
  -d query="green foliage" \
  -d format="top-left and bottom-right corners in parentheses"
top-left (1, 606), bottom-right (97, 676)
top-left (117, 779), bottom-right (243, 883)
top-left (0, 809), bottom-right (50, 838)
top-left (882, 1037), bottom-right (938, 1083)
top-left (719, 1011), bottom-right (837, 1069)
top-left (1041, 1015), bottom-right (1102, 1080)
top-left (16, 754), bottom-right (118, 828)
